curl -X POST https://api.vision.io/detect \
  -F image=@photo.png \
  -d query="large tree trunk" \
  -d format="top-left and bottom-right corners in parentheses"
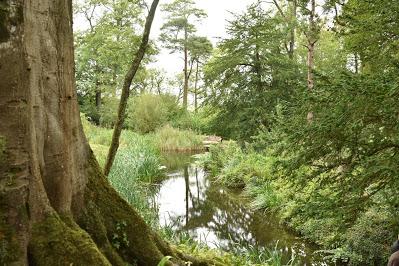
top-left (0, 1), bottom-right (211, 265)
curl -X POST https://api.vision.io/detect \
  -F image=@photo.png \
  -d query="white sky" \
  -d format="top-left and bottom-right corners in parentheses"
top-left (74, 0), bottom-right (257, 77)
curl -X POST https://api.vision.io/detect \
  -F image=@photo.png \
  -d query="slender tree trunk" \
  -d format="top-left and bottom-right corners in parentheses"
top-left (0, 1), bottom-right (213, 265)
top-left (288, 0), bottom-right (297, 59)
top-left (194, 60), bottom-right (199, 112)
top-left (307, 0), bottom-right (316, 91)
top-left (307, 0), bottom-right (316, 122)
top-left (104, 0), bottom-right (158, 176)
top-left (183, 28), bottom-right (189, 110)
top-left (254, 35), bottom-right (263, 92)
top-left (354, 53), bottom-right (359, 74)
top-left (95, 90), bottom-right (102, 109)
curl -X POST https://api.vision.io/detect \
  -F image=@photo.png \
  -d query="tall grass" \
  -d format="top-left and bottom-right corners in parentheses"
top-left (152, 125), bottom-right (204, 152)
top-left (82, 116), bottom-right (161, 225)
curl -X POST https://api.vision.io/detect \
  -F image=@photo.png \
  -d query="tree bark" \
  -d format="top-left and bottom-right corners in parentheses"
top-left (95, 90), bottom-right (102, 109)
top-left (288, 0), bottom-right (297, 59)
top-left (194, 60), bottom-right (199, 112)
top-left (307, 0), bottom-right (316, 91)
top-left (0, 1), bottom-right (212, 265)
top-left (103, 0), bottom-right (158, 177)
top-left (307, 0), bottom-right (316, 122)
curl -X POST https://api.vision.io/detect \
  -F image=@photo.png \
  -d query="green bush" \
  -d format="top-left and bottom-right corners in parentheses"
top-left (345, 209), bottom-right (395, 265)
top-left (99, 97), bottom-right (119, 128)
top-left (203, 142), bottom-right (270, 188)
top-left (128, 94), bottom-right (181, 134)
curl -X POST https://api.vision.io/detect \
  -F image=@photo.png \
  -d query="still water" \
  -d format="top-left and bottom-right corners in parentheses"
top-left (150, 152), bottom-right (328, 265)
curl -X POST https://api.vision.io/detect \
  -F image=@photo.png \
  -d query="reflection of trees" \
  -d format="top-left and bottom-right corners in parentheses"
top-left (152, 154), bottom-right (324, 265)
top-left (160, 152), bottom-right (196, 171)
top-left (170, 165), bottom-right (261, 250)
top-left (172, 166), bottom-right (321, 265)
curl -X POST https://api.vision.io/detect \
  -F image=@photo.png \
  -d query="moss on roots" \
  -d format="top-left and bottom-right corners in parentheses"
top-left (29, 214), bottom-right (111, 266)
top-left (77, 152), bottom-right (172, 265)
top-left (0, 198), bottom-right (21, 265)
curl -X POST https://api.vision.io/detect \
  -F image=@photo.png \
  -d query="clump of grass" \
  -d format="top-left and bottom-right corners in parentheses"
top-left (82, 116), bottom-right (162, 226)
top-left (152, 125), bottom-right (204, 152)
top-left (228, 241), bottom-right (299, 266)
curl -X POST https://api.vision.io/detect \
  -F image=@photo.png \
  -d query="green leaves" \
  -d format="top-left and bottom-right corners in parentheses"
top-left (203, 2), bottom-right (300, 140)
top-left (160, 0), bottom-right (207, 52)
top-left (74, 0), bottom-right (154, 123)
top-left (157, 256), bottom-right (172, 266)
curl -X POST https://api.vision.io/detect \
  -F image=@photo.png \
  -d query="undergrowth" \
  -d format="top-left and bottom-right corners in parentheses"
top-left (200, 142), bottom-right (398, 265)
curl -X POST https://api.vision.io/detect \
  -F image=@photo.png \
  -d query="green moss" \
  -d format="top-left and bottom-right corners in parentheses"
top-left (29, 214), bottom-right (111, 266)
top-left (0, 200), bottom-right (21, 265)
top-left (80, 153), bottom-right (166, 265)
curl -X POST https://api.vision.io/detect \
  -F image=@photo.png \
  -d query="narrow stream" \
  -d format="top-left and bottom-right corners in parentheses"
top-left (150, 152), bottom-right (328, 265)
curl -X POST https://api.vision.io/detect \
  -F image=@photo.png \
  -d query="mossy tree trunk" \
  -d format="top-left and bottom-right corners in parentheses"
top-left (0, 1), bottom-right (209, 265)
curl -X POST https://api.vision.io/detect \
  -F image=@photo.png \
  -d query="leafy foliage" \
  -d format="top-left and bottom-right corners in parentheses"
top-left (204, 2), bottom-right (301, 140)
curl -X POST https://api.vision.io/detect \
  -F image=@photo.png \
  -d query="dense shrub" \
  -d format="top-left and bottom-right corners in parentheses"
top-left (203, 142), bottom-right (270, 188)
top-left (345, 209), bottom-right (395, 265)
top-left (201, 141), bottom-right (399, 265)
top-left (128, 94), bottom-right (182, 134)
top-left (99, 97), bottom-right (119, 128)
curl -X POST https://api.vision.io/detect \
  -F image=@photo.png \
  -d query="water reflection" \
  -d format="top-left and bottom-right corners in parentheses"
top-left (150, 153), bottom-right (328, 265)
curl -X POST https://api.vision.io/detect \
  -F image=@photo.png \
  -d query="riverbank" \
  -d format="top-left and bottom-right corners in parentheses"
top-left (200, 141), bottom-right (395, 265)
top-left (83, 120), bottom-right (303, 265)
top-left (153, 152), bottom-right (326, 265)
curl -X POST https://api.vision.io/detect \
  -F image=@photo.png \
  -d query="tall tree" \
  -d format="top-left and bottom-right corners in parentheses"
top-left (272, 0), bottom-right (298, 59)
top-left (0, 0), bottom-right (208, 265)
top-left (103, 0), bottom-right (158, 176)
top-left (204, 2), bottom-right (300, 140)
top-left (160, 0), bottom-right (207, 110)
top-left (74, 0), bottom-right (154, 125)
top-left (187, 36), bottom-right (213, 112)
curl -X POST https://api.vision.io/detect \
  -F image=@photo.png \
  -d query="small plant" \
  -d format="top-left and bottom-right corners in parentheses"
top-left (157, 256), bottom-right (173, 266)
top-left (112, 221), bottom-right (130, 250)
